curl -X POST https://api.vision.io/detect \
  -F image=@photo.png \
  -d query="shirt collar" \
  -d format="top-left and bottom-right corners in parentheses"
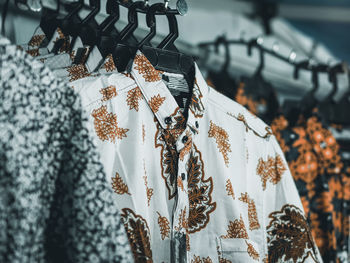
top-left (130, 50), bottom-right (208, 132)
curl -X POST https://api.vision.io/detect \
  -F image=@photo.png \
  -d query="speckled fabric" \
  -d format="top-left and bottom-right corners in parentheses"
top-left (0, 36), bottom-right (133, 263)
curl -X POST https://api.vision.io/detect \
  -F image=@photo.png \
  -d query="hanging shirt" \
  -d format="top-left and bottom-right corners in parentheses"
top-left (0, 36), bottom-right (133, 263)
top-left (271, 113), bottom-right (348, 263)
top-left (67, 50), bottom-right (322, 263)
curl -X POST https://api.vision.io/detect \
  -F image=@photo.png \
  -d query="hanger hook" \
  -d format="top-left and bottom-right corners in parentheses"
top-left (144, 0), bottom-right (149, 7)
top-left (164, 0), bottom-right (170, 9)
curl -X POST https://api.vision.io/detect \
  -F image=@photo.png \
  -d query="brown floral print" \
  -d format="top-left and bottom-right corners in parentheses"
top-left (208, 120), bottom-right (232, 167)
top-left (246, 241), bottom-right (260, 261)
top-left (267, 204), bottom-right (318, 263)
top-left (143, 175), bottom-right (154, 207)
top-left (91, 105), bottom-right (129, 143)
top-left (256, 154), bottom-right (286, 190)
top-left (111, 172), bottom-right (131, 195)
top-left (239, 193), bottom-right (260, 230)
top-left (187, 145), bottom-right (216, 233)
top-left (121, 208), bottom-right (153, 262)
top-left (28, 34), bottom-right (45, 47)
top-left (157, 212), bottom-right (170, 240)
top-left (221, 215), bottom-right (249, 239)
top-left (149, 94), bottom-right (166, 113)
top-left (127, 86), bottom-right (143, 112)
top-left (103, 54), bottom-right (116, 72)
top-left (67, 64), bottom-right (91, 82)
top-left (134, 54), bottom-right (162, 82)
top-left (100, 85), bottom-right (117, 102)
top-left (225, 179), bottom-right (235, 199)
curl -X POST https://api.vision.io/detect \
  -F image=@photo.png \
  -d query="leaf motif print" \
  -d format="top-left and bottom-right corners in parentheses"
top-left (26, 49), bottom-right (39, 57)
top-left (189, 80), bottom-right (205, 118)
top-left (208, 121), bottom-right (232, 167)
top-left (238, 193), bottom-right (260, 230)
top-left (91, 105), bottom-right (129, 143)
top-left (127, 87), bottom-right (143, 111)
top-left (121, 208), bottom-right (153, 262)
top-left (225, 179), bottom-right (235, 199)
top-left (103, 54), bottom-right (116, 72)
top-left (187, 144), bottom-right (216, 234)
top-left (134, 54), bottom-right (162, 82)
top-left (28, 34), bottom-right (45, 47)
top-left (191, 255), bottom-right (213, 263)
top-left (221, 215), bottom-right (249, 239)
top-left (67, 64), bottom-right (91, 82)
top-left (148, 94), bottom-right (166, 113)
top-left (111, 172), bottom-right (131, 195)
top-left (143, 176), bottom-right (154, 207)
top-left (246, 241), bottom-right (260, 261)
top-left (142, 124), bottom-right (146, 143)
top-left (100, 85), bottom-right (117, 102)
top-left (267, 204), bottom-right (318, 263)
top-left (154, 121), bottom-right (179, 200)
top-left (256, 154), bottom-right (287, 190)
top-left (157, 212), bottom-right (170, 240)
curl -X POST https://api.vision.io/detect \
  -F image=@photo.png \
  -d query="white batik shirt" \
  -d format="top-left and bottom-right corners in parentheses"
top-left (62, 50), bottom-right (321, 263)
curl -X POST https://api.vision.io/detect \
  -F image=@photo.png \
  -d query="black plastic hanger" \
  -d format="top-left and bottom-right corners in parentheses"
top-left (95, 0), bottom-right (122, 58)
top-left (111, 1), bottom-right (149, 71)
top-left (157, 5), bottom-right (179, 51)
top-left (74, 0), bottom-right (101, 47)
top-left (318, 63), bottom-right (346, 123)
top-left (207, 35), bottom-right (237, 98)
top-left (39, 0), bottom-right (61, 40)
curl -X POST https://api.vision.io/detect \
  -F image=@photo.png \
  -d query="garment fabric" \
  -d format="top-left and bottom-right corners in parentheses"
top-left (209, 75), bottom-right (349, 263)
top-left (271, 114), bottom-right (349, 263)
top-left (62, 50), bottom-right (321, 263)
top-left (0, 36), bottom-right (133, 263)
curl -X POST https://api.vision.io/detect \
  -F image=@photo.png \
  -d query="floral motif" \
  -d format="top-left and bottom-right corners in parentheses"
top-left (28, 34), bottom-right (45, 47)
top-left (189, 80), bottom-right (205, 118)
top-left (256, 154), bottom-right (286, 190)
top-left (100, 85), bottom-right (117, 102)
top-left (154, 121), bottom-right (179, 200)
top-left (121, 208), bottom-right (153, 262)
top-left (239, 193), bottom-right (260, 230)
top-left (266, 204), bottom-right (318, 263)
top-left (221, 215), bottom-right (249, 239)
top-left (246, 241), bottom-right (260, 261)
top-left (187, 144), bottom-right (216, 233)
top-left (103, 54), bottom-right (116, 72)
top-left (149, 94), bottom-right (166, 113)
top-left (91, 105), bottom-right (129, 143)
top-left (143, 175), bottom-right (153, 207)
top-left (67, 64), bottom-right (91, 82)
top-left (142, 124), bottom-right (146, 143)
top-left (111, 172), bottom-right (131, 195)
top-left (134, 54), bottom-right (162, 82)
top-left (208, 121), bottom-right (232, 167)
top-left (26, 49), bottom-right (39, 57)
top-left (225, 179), bottom-right (235, 199)
top-left (306, 116), bottom-right (343, 174)
top-left (127, 87), bottom-right (143, 111)
top-left (191, 255), bottom-right (213, 263)
top-left (157, 212), bottom-right (170, 240)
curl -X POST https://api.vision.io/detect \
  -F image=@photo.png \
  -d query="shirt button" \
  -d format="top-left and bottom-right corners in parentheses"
top-left (181, 173), bottom-right (186, 180)
top-left (165, 117), bottom-right (172, 124)
top-left (182, 136), bottom-right (188, 144)
top-left (195, 121), bottom-right (199, 128)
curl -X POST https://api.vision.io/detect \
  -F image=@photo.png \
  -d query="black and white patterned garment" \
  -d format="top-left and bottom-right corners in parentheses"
top-left (0, 36), bottom-right (133, 263)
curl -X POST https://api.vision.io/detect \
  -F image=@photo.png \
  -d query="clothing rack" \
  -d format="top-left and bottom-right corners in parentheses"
top-left (197, 36), bottom-right (349, 100)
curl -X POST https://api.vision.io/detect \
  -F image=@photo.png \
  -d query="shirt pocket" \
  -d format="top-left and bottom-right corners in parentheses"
top-left (216, 237), bottom-right (260, 263)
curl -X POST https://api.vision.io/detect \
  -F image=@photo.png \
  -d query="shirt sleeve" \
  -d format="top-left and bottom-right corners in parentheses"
top-left (45, 87), bottom-right (134, 263)
top-left (262, 135), bottom-right (323, 263)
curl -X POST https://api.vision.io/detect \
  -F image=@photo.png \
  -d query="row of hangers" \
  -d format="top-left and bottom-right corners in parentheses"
top-left (199, 35), bottom-right (350, 125)
top-left (5, 0), bottom-right (195, 87)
